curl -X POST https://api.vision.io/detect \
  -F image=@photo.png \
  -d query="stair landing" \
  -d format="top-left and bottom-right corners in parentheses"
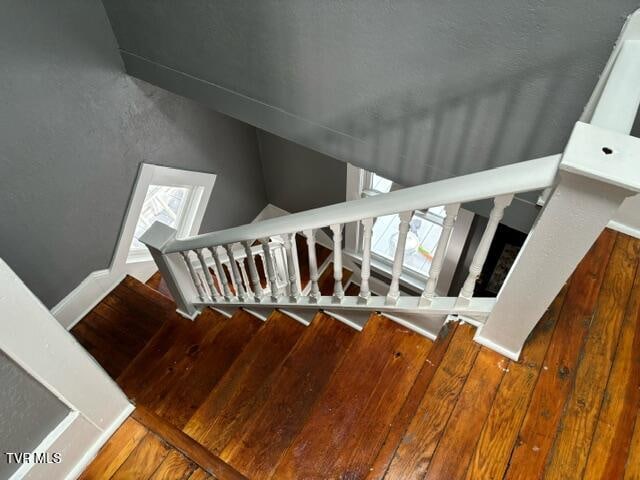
top-left (73, 229), bottom-right (640, 479)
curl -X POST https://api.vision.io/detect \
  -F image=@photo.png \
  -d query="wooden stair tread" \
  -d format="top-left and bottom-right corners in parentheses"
top-left (220, 312), bottom-right (357, 479)
top-left (72, 310), bottom-right (142, 379)
top-left (271, 314), bottom-right (433, 479)
top-left (133, 407), bottom-right (248, 480)
top-left (183, 310), bottom-right (305, 454)
top-left (146, 271), bottom-right (174, 301)
top-left (72, 278), bottom-right (168, 379)
top-left (117, 309), bottom-right (262, 429)
top-left (121, 275), bottom-right (176, 313)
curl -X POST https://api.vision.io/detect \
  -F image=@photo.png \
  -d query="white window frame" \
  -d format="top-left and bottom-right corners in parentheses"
top-left (345, 163), bottom-right (473, 296)
top-left (111, 163), bottom-right (216, 276)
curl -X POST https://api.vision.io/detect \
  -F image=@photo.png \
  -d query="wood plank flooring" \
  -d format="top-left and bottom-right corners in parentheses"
top-left (75, 229), bottom-right (640, 479)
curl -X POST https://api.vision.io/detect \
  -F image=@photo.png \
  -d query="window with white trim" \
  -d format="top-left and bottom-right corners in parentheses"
top-left (124, 164), bottom-right (215, 264)
top-left (363, 173), bottom-right (447, 277)
top-left (345, 165), bottom-right (473, 295)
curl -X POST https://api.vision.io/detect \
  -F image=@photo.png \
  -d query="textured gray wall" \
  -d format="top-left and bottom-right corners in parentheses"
top-left (101, 0), bottom-right (639, 227)
top-left (0, 0), bottom-right (267, 307)
top-left (0, 352), bottom-right (69, 478)
top-left (257, 130), bottom-right (346, 213)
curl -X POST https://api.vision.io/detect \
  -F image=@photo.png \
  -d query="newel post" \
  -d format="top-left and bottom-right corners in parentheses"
top-left (475, 122), bottom-right (640, 360)
top-left (139, 221), bottom-right (201, 319)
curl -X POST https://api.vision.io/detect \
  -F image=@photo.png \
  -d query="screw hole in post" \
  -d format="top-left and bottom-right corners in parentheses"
top-left (602, 147), bottom-right (613, 155)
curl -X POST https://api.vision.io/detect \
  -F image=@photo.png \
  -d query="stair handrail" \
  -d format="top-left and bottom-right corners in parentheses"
top-left (158, 155), bottom-right (559, 254)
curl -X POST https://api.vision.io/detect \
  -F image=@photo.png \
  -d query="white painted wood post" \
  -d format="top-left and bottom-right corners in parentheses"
top-left (420, 203), bottom-right (460, 305)
top-left (242, 241), bottom-right (264, 302)
top-left (303, 229), bottom-right (321, 302)
top-left (224, 244), bottom-right (247, 301)
top-left (180, 251), bottom-right (207, 302)
top-left (476, 122), bottom-right (640, 359)
top-left (283, 233), bottom-right (301, 302)
top-left (139, 222), bottom-right (201, 318)
top-left (457, 195), bottom-right (513, 305)
top-left (261, 239), bottom-right (281, 302)
top-left (209, 246), bottom-right (233, 301)
top-left (330, 224), bottom-right (344, 303)
top-left (196, 248), bottom-right (220, 301)
top-left (386, 211), bottom-right (413, 305)
top-left (358, 217), bottom-right (374, 304)
top-left (238, 259), bottom-right (252, 297)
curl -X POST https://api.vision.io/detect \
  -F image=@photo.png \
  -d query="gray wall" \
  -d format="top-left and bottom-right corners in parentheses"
top-left (101, 0), bottom-right (639, 228)
top-left (257, 130), bottom-right (346, 213)
top-left (0, 0), bottom-right (268, 307)
top-left (0, 352), bottom-right (69, 478)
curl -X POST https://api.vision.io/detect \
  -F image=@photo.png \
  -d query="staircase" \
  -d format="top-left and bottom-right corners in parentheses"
top-left (74, 254), bottom-right (446, 479)
top-left (73, 228), bottom-right (640, 479)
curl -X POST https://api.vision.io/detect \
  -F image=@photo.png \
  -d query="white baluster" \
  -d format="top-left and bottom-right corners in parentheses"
top-left (420, 203), bottom-right (460, 306)
top-left (386, 211), bottom-right (413, 305)
top-left (238, 259), bottom-right (252, 296)
top-left (208, 246), bottom-right (232, 301)
top-left (242, 241), bottom-right (263, 302)
top-left (196, 248), bottom-right (220, 301)
top-left (224, 244), bottom-right (247, 301)
top-left (283, 233), bottom-right (300, 302)
top-left (458, 194), bottom-right (513, 305)
top-left (303, 229), bottom-right (321, 302)
top-left (180, 251), bottom-right (206, 302)
top-left (260, 239), bottom-right (280, 302)
top-left (358, 218), bottom-right (374, 304)
top-left (330, 224), bottom-right (344, 303)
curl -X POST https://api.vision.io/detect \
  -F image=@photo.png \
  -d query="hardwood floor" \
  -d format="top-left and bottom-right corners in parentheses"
top-left (74, 229), bottom-right (640, 479)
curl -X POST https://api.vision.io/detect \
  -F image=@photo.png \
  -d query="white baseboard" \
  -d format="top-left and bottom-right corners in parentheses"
top-left (62, 405), bottom-right (134, 480)
top-left (608, 219), bottom-right (640, 239)
top-left (51, 260), bottom-right (159, 331)
top-left (13, 403), bottom-right (134, 480)
top-left (51, 270), bottom-right (124, 330)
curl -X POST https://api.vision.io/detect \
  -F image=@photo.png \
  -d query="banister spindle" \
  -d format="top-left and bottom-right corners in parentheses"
top-left (458, 194), bottom-right (513, 305)
top-left (303, 229), bottom-right (321, 302)
top-left (386, 211), bottom-right (413, 305)
top-left (238, 260), bottom-right (252, 296)
top-left (208, 246), bottom-right (232, 301)
top-left (224, 244), bottom-right (247, 301)
top-left (283, 233), bottom-right (300, 302)
top-left (260, 239), bottom-right (280, 302)
top-left (330, 224), bottom-right (344, 303)
top-left (358, 218), bottom-right (374, 304)
top-left (180, 251), bottom-right (207, 301)
top-left (420, 203), bottom-right (460, 306)
top-left (196, 248), bottom-right (220, 301)
top-left (242, 241), bottom-right (263, 302)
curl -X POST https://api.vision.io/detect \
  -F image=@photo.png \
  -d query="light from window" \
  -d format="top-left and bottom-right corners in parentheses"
top-left (130, 185), bottom-right (191, 251)
top-left (365, 172), bottom-right (446, 276)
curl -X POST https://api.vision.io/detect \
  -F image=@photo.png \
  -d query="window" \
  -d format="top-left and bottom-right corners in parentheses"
top-left (363, 174), bottom-right (447, 277)
top-left (123, 165), bottom-right (215, 264)
top-left (345, 164), bottom-right (473, 296)
top-left (128, 185), bottom-right (200, 259)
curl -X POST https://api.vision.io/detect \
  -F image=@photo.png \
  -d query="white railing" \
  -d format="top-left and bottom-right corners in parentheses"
top-left (141, 9), bottom-right (640, 359)
top-left (140, 155), bottom-right (558, 335)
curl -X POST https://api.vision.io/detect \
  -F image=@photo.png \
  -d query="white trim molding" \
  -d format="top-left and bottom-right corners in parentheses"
top-left (1, 259), bottom-right (133, 480)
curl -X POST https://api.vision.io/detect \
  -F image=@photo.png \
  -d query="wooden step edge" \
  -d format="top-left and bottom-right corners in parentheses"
top-left (122, 275), bottom-right (176, 310)
top-left (131, 406), bottom-right (248, 480)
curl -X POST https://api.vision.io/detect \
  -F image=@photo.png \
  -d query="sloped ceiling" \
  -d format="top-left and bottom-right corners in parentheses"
top-left (102, 1), bottom-right (638, 207)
